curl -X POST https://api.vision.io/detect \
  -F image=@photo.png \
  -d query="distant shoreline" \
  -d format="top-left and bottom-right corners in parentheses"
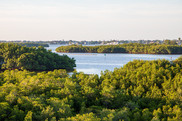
top-left (57, 52), bottom-right (182, 55)
top-left (55, 43), bottom-right (182, 55)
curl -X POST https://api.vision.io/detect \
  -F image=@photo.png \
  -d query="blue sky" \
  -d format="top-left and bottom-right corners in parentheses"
top-left (0, 0), bottom-right (182, 41)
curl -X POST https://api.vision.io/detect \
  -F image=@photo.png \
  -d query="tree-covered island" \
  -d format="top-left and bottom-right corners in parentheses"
top-left (0, 43), bottom-right (75, 71)
top-left (56, 43), bottom-right (182, 54)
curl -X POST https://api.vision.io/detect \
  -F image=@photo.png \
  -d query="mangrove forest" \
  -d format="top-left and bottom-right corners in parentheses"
top-left (56, 43), bottom-right (182, 54)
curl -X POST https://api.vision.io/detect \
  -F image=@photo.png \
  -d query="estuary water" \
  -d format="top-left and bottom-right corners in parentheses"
top-left (46, 44), bottom-right (181, 75)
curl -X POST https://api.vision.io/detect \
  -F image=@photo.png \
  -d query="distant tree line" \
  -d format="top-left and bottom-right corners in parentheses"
top-left (56, 43), bottom-right (182, 54)
top-left (0, 42), bottom-right (49, 47)
top-left (13, 42), bottom-right (49, 47)
top-left (49, 39), bottom-right (181, 45)
top-left (0, 58), bottom-right (182, 120)
top-left (0, 43), bottom-right (75, 71)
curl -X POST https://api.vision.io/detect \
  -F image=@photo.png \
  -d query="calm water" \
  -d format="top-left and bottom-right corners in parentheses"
top-left (46, 44), bottom-right (181, 75)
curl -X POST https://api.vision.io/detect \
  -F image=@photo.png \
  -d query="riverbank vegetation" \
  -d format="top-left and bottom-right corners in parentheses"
top-left (56, 43), bottom-right (182, 54)
top-left (0, 43), bottom-right (75, 71)
top-left (0, 58), bottom-right (182, 120)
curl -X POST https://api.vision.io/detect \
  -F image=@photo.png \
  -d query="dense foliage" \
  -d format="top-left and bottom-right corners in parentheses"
top-left (16, 42), bottom-right (49, 47)
top-left (56, 43), bottom-right (182, 54)
top-left (0, 42), bottom-right (49, 47)
top-left (0, 58), bottom-right (181, 120)
top-left (0, 43), bottom-right (75, 71)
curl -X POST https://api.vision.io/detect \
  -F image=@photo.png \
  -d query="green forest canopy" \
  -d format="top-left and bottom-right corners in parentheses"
top-left (0, 43), bottom-right (76, 71)
top-left (56, 43), bottom-right (182, 54)
top-left (0, 58), bottom-right (182, 120)
top-left (0, 42), bottom-right (49, 47)
top-left (16, 42), bottom-right (49, 47)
